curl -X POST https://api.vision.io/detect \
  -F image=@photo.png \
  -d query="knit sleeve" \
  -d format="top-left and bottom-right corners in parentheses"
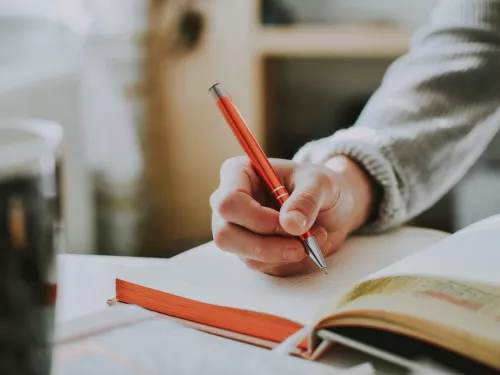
top-left (293, 0), bottom-right (500, 232)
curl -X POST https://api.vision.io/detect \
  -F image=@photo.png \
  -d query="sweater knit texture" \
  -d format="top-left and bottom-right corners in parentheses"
top-left (293, 0), bottom-right (500, 232)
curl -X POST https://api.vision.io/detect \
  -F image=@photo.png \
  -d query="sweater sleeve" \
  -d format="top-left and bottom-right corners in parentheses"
top-left (293, 0), bottom-right (500, 232)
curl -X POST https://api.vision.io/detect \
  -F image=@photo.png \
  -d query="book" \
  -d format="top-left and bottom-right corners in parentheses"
top-left (112, 215), bottom-right (500, 373)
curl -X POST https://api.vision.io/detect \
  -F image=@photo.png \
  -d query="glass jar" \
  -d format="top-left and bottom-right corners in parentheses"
top-left (0, 118), bottom-right (62, 375)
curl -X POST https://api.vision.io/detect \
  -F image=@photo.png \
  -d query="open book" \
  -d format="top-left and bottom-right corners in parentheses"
top-left (111, 215), bottom-right (500, 373)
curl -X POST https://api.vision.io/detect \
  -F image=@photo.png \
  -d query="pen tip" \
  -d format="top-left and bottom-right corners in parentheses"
top-left (322, 268), bottom-right (328, 275)
top-left (208, 82), bottom-right (220, 92)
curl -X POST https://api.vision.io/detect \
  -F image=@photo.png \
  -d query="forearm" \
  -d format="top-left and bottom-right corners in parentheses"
top-left (294, 0), bottom-right (500, 232)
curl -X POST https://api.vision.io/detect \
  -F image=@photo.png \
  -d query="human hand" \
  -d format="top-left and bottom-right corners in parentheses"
top-left (210, 155), bottom-right (378, 276)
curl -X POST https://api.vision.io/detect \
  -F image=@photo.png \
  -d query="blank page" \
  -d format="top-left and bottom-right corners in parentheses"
top-left (119, 227), bottom-right (448, 324)
top-left (364, 224), bottom-right (500, 286)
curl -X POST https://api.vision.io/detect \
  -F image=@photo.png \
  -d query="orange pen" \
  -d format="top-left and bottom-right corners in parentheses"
top-left (209, 83), bottom-right (327, 274)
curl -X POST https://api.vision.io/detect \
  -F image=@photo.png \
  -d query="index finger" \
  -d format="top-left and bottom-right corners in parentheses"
top-left (211, 158), bottom-right (288, 236)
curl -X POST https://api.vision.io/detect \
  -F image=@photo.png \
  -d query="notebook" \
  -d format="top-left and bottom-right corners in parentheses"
top-left (111, 215), bottom-right (500, 372)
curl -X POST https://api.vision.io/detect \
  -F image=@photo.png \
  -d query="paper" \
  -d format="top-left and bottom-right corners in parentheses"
top-left (53, 306), bottom-right (344, 375)
top-left (457, 213), bottom-right (500, 234)
top-left (271, 325), bottom-right (314, 355)
top-left (121, 227), bottom-right (448, 324)
top-left (340, 363), bottom-right (375, 375)
top-left (364, 227), bottom-right (500, 286)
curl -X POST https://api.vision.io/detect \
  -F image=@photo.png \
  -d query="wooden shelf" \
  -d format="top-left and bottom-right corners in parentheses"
top-left (256, 25), bottom-right (410, 58)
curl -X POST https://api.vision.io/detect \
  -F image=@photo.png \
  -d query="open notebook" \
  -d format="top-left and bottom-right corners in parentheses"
top-left (111, 215), bottom-right (500, 372)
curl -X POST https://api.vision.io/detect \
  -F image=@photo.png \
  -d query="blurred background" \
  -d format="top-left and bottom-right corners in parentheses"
top-left (2, 0), bottom-right (500, 259)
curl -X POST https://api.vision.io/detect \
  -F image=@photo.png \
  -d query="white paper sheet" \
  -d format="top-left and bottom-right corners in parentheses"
top-left (121, 227), bottom-right (448, 324)
top-left (363, 227), bottom-right (500, 286)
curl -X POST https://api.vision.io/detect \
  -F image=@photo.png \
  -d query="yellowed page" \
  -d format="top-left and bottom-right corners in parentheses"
top-left (118, 227), bottom-right (448, 325)
top-left (316, 215), bottom-right (500, 356)
top-left (321, 276), bottom-right (500, 369)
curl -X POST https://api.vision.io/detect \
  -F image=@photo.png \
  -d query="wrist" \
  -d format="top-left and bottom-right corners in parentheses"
top-left (324, 155), bottom-right (380, 232)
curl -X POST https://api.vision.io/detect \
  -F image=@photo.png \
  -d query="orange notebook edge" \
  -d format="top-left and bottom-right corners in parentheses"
top-left (114, 278), bottom-right (310, 352)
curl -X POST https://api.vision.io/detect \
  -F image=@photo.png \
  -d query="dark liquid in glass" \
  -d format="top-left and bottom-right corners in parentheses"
top-left (0, 173), bottom-right (56, 375)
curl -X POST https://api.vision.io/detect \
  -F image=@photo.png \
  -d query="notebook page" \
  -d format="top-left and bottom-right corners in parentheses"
top-left (120, 227), bottom-right (448, 325)
top-left (456, 213), bottom-right (500, 234)
top-left (362, 216), bottom-right (500, 286)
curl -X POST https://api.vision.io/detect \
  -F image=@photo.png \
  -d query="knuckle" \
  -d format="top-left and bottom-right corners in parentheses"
top-left (323, 182), bottom-right (343, 212)
top-left (213, 223), bottom-right (232, 248)
top-left (294, 190), bottom-right (319, 212)
top-left (273, 220), bottom-right (286, 236)
top-left (217, 192), bottom-right (239, 217)
top-left (252, 242), bottom-right (266, 261)
top-left (315, 171), bottom-right (332, 188)
top-left (220, 156), bottom-right (248, 175)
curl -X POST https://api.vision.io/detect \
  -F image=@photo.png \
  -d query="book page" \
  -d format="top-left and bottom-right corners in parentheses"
top-left (316, 215), bottom-right (500, 369)
top-left (119, 227), bottom-right (448, 325)
top-left (321, 276), bottom-right (500, 370)
top-left (362, 220), bottom-right (500, 286)
top-left (456, 213), bottom-right (500, 234)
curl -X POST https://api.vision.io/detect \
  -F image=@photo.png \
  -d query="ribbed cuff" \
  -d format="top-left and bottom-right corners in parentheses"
top-left (293, 130), bottom-right (407, 233)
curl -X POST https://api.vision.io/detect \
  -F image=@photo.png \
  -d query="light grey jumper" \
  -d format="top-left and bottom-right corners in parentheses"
top-left (293, 0), bottom-right (500, 232)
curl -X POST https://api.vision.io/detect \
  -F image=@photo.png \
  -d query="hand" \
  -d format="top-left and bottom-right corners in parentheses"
top-left (210, 155), bottom-right (378, 276)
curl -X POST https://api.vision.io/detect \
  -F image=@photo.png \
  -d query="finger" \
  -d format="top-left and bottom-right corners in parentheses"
top-left (232, 226), bottom-right (329, 275)
top-left (243, 252), bottom-right (327, 277)
top-left (213, 217), bottom-right (306, 263)
top-left (280, 173), bottom-right (333, 236)
top-left (211, 189), bottom-right (288, 236)
top-left (241, 227), bottom-right (332, 277)
top-left (242, 258), bottom-right (310, 277)
top-left (325, 229), bottom-right (348, 256)
top-left (211, 158), bottom-right (288, 236)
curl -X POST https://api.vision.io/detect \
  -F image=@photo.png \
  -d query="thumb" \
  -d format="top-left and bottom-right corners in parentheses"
top-left (279, 177), bottom-right (328, 236)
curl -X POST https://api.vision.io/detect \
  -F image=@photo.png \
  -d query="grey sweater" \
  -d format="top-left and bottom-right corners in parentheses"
top-left (293, 0), bottom-right (500, 232)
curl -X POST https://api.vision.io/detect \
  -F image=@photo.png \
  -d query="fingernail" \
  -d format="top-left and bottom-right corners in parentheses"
top-left (283, 248), bottom-right (300, 262)
top-left (287, 210), bottom-right (307, 229)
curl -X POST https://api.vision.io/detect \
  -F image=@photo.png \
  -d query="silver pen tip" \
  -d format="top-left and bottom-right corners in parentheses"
top-left (322, 268), bottom-right (328, 275)
top-left (303, 236), bottom-right (328, 272)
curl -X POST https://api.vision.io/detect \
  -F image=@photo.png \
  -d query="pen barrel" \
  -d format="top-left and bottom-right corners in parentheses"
top-left (211, 86), bottom-right (313, 243)
top-left (300, 232), bottom-right (312, 241)
top-left (271, 185), bottom-right (289, 205)
top-left (215, 96), bottom-right (284, 195)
